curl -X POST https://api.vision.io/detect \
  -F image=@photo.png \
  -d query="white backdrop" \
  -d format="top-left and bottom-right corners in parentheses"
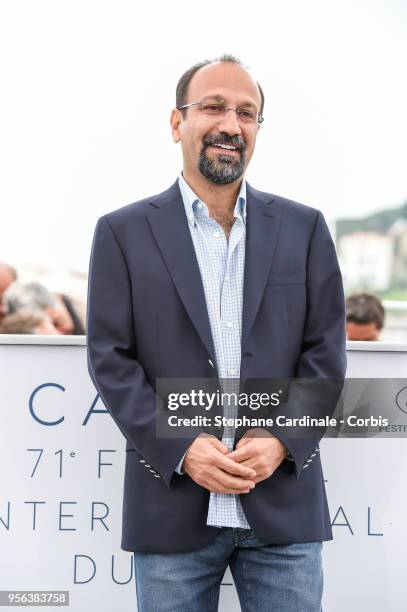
top-left (1, 0), bottom-right (406, 275)
top-left (0, 337), bottom-right (406, 611)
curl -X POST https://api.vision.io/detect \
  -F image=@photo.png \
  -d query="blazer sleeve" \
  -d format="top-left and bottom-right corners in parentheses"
top-left (269, 210), bottom-right (347, 479)
top-left (86, 215), bottom-right (199, 488)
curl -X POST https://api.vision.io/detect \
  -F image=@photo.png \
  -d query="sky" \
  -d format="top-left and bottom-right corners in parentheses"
top-left (0, 0), bottom-right (406, 274)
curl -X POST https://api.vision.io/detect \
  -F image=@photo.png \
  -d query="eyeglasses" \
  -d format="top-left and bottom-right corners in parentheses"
top-left (177, 96), bottom-right (264, 125)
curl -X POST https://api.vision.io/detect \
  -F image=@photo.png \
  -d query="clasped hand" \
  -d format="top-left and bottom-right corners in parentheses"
top-left (182, 428), bottom-right (287, 494)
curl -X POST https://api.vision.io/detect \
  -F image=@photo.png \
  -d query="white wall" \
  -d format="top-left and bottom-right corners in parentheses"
top-left (1, 1), bottom-right (406, 275)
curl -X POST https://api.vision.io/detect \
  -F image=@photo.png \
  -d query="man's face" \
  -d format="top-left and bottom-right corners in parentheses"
top-left (0, 268), bottom-right (14, 319)
top-left (346, 321), bottom-right (381, 341)
top-left (171, 62), bottom-right (262, 185)
top-left (45, 298), bottom-right (74, 334)
top-left (34, 316), bottom-right (61, 335)
top-left (0, 269), bottom-right (14, 300)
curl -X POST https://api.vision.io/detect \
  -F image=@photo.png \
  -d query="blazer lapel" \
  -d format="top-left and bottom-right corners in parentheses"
top-left (241, 183), bottom-right (282, 351)
top-left (147, 180), bottom-right (217, 366)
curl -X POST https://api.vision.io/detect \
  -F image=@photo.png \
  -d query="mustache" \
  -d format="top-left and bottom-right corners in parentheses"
top-left (202, 134), bottom-right (246, 151)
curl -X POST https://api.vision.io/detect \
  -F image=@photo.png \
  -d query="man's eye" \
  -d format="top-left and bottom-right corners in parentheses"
top-left (238, 109), bottom-right (255, 120)
top-left (202, 104), bottom-right (224, 113)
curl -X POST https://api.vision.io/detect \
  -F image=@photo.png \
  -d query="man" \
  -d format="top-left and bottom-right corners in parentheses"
top-left (0, 307), bottom-right (60, 334)
top-left (3, 281), bottom-right (85, 335)
top-left (346, 292), bottom-right (385, 341)
top-left (0, 261), bottom-right (17, 322)
top-left (86, 55), bottom-right (346, 612)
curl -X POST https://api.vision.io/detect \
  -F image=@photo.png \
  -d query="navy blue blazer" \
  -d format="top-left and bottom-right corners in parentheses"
top-left (86, 179), bottom-right (347, 553)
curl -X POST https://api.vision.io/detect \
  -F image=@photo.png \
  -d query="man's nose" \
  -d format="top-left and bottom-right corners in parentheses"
top-left (216, 109), bottom-right (242, 135)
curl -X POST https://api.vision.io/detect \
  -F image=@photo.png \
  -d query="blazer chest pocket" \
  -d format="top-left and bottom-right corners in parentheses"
top-left (266, 270), bottom-right (306, 286)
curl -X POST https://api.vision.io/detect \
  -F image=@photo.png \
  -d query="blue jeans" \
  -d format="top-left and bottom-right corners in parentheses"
top-left (133, 527), bottom-right (323, 612)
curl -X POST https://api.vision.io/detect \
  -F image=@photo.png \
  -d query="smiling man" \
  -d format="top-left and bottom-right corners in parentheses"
top-left (86, 54), bottom-right (346, 612)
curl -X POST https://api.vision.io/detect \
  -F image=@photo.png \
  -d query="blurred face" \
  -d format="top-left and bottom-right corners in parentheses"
top-left (0, 269), bottom-right (14, 317)
top-left (45, 298), bottom-right (74, 334)
top-left (346, 321), bottom-right (380, 341)
top-left (34, 318), bottom-right (61, 335)
top-left (171, 62), bottom-right (262, 185)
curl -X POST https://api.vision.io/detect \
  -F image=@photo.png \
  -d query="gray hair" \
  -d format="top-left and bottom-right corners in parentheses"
top-left (3, 281), bottom-right (57, 314)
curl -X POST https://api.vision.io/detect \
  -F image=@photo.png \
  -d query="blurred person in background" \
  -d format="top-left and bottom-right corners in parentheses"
top-left (3, 281), bottom-right (85, 335)
top-left (0, 261), bottom-right (17, 322)
top-left (345, 292), bottom-right (385, 341)
top-left (57, 292), bottom-right (85, 334)
top-left (0, 308), bottom-right (59, 334)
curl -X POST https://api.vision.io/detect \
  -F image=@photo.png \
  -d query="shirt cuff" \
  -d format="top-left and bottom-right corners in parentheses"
top-left (174, 449), bottom-right (188, 475)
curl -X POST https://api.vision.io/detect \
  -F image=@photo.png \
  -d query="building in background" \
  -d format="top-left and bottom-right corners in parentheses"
top-left (336, 202), bottom-right (407, 341)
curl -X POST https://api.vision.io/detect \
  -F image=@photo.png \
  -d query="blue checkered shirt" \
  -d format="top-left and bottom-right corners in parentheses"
top-left (175, 172), bottom-right (251, 529)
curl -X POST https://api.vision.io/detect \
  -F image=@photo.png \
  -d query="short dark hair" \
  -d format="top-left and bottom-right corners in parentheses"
top-left (345, 293), bottom-right (385, 330)
top-left (176, 54), bottom-right (264, 121)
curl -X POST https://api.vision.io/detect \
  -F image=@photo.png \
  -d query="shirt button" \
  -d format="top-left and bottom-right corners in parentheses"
top-left (188, 214), bottom-right (194, 222)
top-left (197, 202), bottom-right (203, 210)
top-left (225, 275), bottom-right (231, 282)
top-left (226, 321), bottom-right (233, 328)
top-left (229, 368), bottom-right (237, 375)
top-left (213, 231), bottom-right (220, 238)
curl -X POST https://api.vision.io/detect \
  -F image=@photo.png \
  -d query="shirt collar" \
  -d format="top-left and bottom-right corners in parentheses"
top-left (178, 172), bottom-right (247, 228)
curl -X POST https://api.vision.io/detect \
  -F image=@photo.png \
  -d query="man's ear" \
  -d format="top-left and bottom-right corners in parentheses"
top-left (170, 109), bottom-right (182, 143)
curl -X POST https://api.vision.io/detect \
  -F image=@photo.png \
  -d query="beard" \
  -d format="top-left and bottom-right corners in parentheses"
top-left (198, 135), bottom-right (246, 185)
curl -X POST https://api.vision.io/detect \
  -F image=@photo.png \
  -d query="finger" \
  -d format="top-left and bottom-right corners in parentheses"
top-left (254, 468), bottom-right (274, 483)
top-left (204, 475), bottom-right (251, 494)
top-left (210, 467), bottom-right (256, 491)
top-left (252, 475), bottom-right (264, 485)
top-left (216, 453), bottom-right (256, 478)
top-left (235, 436), bottom-right (252, 449)
top-left (202, 434), bottom-right (229, 454)
top-left (212, 439), bottom-right (229, 454)
top-left (227, 444), bottom-right (254, 462)
top-left (239, 459), bottom-right (257, 472)
top-left (252, 464), bottom-right (278, 484)
top-left (212, 485), bottom-right (253, 494)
